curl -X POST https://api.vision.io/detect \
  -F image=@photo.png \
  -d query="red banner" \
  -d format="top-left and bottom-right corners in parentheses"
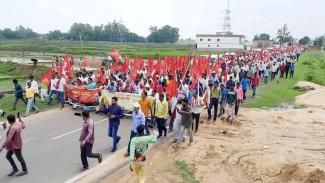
top-left (64, 85), bottom-right (99, 105)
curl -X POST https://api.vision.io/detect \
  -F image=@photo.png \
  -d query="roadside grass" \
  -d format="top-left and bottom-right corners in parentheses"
top-left (243, 51), bottom-right (325, 108)
top-left (175, 160), bottom-right (200, 183)
top-left (0, 94), bottom-right (58, 120)
top-left (0, 40), bottom-right (211, 59)
top-left (0, 78), bottom-right (26, 90)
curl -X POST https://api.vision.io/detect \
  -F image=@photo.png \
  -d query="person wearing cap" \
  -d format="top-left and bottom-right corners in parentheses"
top-left (125, 103), bottom-right (145, 156)
top-left (24, 82), bottom-right (40, 117)
top-left (208, 81), bottom-right (221, 122)
top-left (79, 110), bottom-right (102, 171)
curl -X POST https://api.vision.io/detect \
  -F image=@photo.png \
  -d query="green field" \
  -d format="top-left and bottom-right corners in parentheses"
top-left (243, 51), bottom-right (325, 108)
top-left (0, 40), bottom-right (204, 59)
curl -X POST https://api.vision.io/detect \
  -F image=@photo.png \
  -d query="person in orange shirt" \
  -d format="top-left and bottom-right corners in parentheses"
top-left (139, 91), bottom-right (152, 135)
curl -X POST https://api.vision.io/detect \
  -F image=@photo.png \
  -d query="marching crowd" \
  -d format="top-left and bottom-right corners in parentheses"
top-left (0, 45), bottom-right (306, 182)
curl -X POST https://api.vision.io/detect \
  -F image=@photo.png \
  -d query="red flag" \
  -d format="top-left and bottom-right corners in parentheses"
top-left (152, 74), bottom-right (158, 90)
top-left (155, 57), bottom-right (162, 73)
top-left (41, 71), bottom-right (53, 87)
top-left (121, 57), bottom-right (129, 74)
top-left (112, 58), bottom-right (119, 72)
top-left (146, 57), bottom-right (154, 76)
top-left (82, 57), bottom-right (90, 68)
top-left (166, 79), bottom-right (178, 98)
top-left (52, 58), bottom-right (57, 72)
top-left (110, 47), bottom-right (121, 62)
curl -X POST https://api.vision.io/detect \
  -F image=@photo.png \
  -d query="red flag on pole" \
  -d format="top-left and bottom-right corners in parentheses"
top-left (41, 71), bottom-right (53, 87)
top-left (121, 57), bottom-right (129, 74)
top-left (146, 57), bottom-right (154, 76)
top-left (110, 47), bottom-right (121, 62)
top-left (82, 57), bottom-right (90, 68)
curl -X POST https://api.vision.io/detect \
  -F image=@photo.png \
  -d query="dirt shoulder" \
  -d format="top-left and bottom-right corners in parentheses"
top-left (100, 81), bottom-right (325, 183)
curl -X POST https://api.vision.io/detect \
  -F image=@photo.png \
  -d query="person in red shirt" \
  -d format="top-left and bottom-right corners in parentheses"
top-left (279, 63), bottom-right (286, 78)
top-left (250, 73), bottom-right (260, 98)
top-left (0, 114), bottom-right (28, 177)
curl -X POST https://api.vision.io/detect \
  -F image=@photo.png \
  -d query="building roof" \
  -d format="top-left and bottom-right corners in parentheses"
top-left (196, 34), bottom-right (245, 38)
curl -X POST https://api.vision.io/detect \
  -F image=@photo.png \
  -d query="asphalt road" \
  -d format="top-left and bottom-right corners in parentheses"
top-left (0, 108), bottom-right (132, 183)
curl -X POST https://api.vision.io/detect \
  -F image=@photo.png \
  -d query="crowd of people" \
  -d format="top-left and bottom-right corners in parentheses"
top-left (0, 44), bottom-right (306, 181)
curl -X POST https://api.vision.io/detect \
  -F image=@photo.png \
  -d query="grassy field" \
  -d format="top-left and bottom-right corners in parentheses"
top-left (0, 61), bottom-right (50, 90)
top-left (0, 40), bottom-right (205, 59)
top-left (243, 51), bottom-right (325, 108)
top-left (175, 160), bottom-right (200, 183)
top-left (0, 61), bottom-right (53, 119)
top-left (0, 95), bottom-right (58, 119)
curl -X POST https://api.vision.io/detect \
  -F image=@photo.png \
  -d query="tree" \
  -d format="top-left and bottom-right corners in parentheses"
top-left (277, 24), bottom-right (292, 45)
top-left (69, 23), bottom-right (94, 41)
top-left (147, 25), bottom-right (179, 43)
top-left (47, 30), bottom-right (65, 40)
top-left (299, 36), bottom-right (311, 45)
top-left (313, 36), bottom-right (325, 48)
top-left (253, 33), bottom-right (270, 41)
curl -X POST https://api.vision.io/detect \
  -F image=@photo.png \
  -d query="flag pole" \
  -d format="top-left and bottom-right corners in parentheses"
top-left (181, 49), bottom-right (196, 82)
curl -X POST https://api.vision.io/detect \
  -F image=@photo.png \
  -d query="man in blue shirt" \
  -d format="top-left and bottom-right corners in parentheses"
top-left (125, 103), bottom-right (145, 156)
top-left (104, 97), bottom-right (124, 152)
top-left (240, 77), bottom-right (250, 100)
top-left (289, 63), bottom-right (295, 78)
top-left (12, 79), bottom-right (27, 110)
top-left (226, 76), bottom-right (235, 89)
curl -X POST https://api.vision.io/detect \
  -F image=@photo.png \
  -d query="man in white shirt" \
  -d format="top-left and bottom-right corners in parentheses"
top-left (172, 98), bottom-right (184, 142)
top-left (57, 74), bottom-right (66, 109)
top-left (48, 74), bottom-right (58, 105)
top-left (191, 91), bottom-right (203, 133)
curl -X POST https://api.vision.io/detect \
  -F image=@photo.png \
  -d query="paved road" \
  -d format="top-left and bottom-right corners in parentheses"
top-left (0, 108), bottom-right (132, 183)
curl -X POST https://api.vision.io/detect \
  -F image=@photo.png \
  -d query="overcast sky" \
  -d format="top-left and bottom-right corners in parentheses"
top-left (1, 0), bottom-right (325, 40)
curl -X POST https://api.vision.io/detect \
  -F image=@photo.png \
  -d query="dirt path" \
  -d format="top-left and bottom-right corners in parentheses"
top-left (102, 81), bottom-right (325, 183)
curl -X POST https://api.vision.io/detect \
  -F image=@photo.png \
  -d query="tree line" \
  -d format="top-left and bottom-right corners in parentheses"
top-left (0, 21), bottom-right (180, 43)
top-left (253, 24), bottom-right (324, 47)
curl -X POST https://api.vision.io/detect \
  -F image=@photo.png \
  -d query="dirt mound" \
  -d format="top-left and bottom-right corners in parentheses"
top-left (295, 81), bottom-right (325, 109)
top-left (101, 82), bottom-right (325, 183)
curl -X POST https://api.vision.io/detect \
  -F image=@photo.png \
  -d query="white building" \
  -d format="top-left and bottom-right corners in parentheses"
top-left (196, 33), bottom-right (245, 51)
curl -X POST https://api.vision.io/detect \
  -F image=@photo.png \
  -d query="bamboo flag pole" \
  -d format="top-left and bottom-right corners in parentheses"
top-left (181, 49), bottom-right (196, 83)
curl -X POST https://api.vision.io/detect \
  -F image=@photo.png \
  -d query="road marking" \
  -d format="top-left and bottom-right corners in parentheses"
top-left (65, 152), bottom-right (117, 183)
top-left (52, 118), bottom-right (108, 140)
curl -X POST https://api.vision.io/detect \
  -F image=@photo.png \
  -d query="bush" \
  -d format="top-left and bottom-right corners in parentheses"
top-left (302, 61), bottom-right (312, 65)
top-left (304, 71), bottom-right (314, 81)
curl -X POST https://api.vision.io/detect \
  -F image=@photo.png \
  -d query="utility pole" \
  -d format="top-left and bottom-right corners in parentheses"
top-left (119, 15), bottom-right (124, 43)
top-left (321, 34), bottom-right (325, 56)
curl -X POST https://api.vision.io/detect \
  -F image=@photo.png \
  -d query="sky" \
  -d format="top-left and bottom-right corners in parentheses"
top-left (0, 0), bottom-right (325, 40)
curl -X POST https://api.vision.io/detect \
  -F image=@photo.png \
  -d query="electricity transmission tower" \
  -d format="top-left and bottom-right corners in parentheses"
top-left (222, 0), bottom-right (232, 35)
